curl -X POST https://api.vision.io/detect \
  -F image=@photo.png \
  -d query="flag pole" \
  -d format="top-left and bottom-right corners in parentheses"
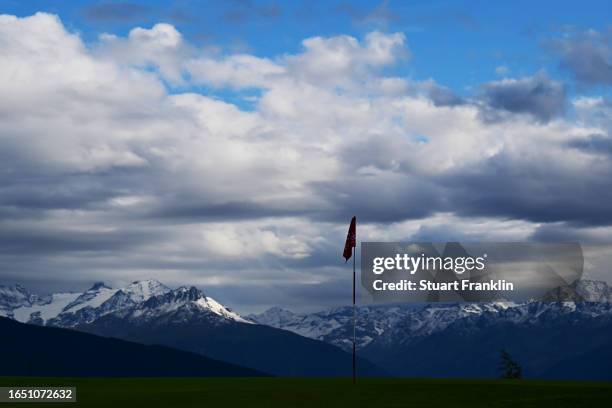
top-left (352, 244), bottom-right (356, 384)
top-left (342, 216), bottom-right (357, 384)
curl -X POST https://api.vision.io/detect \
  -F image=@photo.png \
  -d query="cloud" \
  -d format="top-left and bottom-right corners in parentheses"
top-left (281, 31), bottom-right (408, 89)
top-left (495, 65), bottom-right (509, 76)
top-left (0, 13), bottom-right (611, 310)
top-left (568, 133), bottom-right (612, 156)
top-left (550, 28), bottom-right (612, 86)
top-left (531, 223), bottom-right (612, 243)
top-left (572, 96), bottom-right (612, 131)
top-left (443, 146), bottom-right (612, 225)
top-left (336, 1), bottom-right (401, 28)
top-left (425, 83), bottom-right (465, 107)
top-left (222, 0), bottom-right (282, 24)
top-left (96, 23), bottom-right (188, 83)
top-left (185, 54), bottom-right (285, 89)
top-left (479, 73), bottom-right (566, 122)
top-left (336, 2), bottom-right (479, 32)
top-left (83, 2), bottom-right (150, 22)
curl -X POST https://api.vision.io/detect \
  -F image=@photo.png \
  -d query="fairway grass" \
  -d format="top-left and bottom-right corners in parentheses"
top-left (0, 377), bottom-right (611, 408)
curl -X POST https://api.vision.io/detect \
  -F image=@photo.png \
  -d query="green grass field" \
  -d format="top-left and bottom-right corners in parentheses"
top-left (1, 377), bottom-right (611, 408)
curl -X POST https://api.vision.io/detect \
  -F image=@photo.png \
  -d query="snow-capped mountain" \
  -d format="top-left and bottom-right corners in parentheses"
top-left (248, 302), bottom-right (517, 351)
top-left (112, 286), bottom-right (251, 325)
top-left (12, 292), bottom-right (81, 325)
top-left (2, 278), bottom-right (611, 379)
top-left (249, 279), bottom-right (612, 352)
top-left (0, 279), bottom-right (382, 377)
top-left (45, 280), bottom-right (169, 327)
top-left (1, 279), bottom-right (249, 327)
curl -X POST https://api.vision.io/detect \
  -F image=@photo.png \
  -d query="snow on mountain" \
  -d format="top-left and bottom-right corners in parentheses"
top-left (122, 280), bottom-right (170, 302)
top-left (124, 286), bottom-right (252, 324)
top-left (250, 280), bottom-right (612, 352)
top-left (62, 282), bottom-right (118, 314)
top-left (12, 292), bottom-right (81, 324)
top-left (1, 279), bottom-right (250, 327)
top-left (3, 278), bottom-right (610, 349)
top-left (44, 280), bottom-right (168, 327)
top-left (249, 304), bottom-right (423, 350)
top-left (197, 295), bottom-right (250, 323)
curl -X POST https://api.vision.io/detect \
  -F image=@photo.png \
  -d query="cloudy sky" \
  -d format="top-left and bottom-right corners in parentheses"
top-left (0, 0), bottom-right (611, 312)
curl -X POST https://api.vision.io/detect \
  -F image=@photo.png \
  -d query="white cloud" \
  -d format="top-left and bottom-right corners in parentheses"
top-left (97, 23), bottom-right (187, 83)
top-left (185, 54), bottom-right (285, 89)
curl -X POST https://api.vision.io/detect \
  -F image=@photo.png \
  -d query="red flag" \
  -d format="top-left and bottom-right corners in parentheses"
top-left (343, 216), bottom-right (356, 262)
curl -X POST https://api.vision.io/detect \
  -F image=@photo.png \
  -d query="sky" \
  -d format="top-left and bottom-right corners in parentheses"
top-left (0, 1), bottom-right (611, 313)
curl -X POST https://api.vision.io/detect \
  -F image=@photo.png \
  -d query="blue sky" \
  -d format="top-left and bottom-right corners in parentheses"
top-left (0, 1), bottom-right (611, 312)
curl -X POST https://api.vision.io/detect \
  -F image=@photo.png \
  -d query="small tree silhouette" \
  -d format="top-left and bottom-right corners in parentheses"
top-left (499, 349), bottom-right (522, 379)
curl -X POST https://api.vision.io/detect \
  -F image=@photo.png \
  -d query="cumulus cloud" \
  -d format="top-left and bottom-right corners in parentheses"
top-left (284, 31), bottom-right (407, 85)
top-left (0, 13), bottom-right (611, 311)
top-left (96, 23), bottom-right (188, 83)
top-left (185, 54), bottom-right (285, 89)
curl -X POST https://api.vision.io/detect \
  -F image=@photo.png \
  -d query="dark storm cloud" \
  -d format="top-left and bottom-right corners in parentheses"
top-left (550, 29), bottom-right (612, 86)
top-left (311, 174), bottom-right (444, 223)
top-left (0, 225), bottom-right (162, 255)
top-left (0, 175), bottom-right (121, 210)
top-left (442, 150), bottom-right (612, 226)
top-left (568, 134), bottom-right (612, 156)
top-left (83, 2), bottom-right (150, 22)
top-left (0, 165), bottom-right (150, 219)
top-left (479, 74), bottom-right (566, 122)
top-left (313, 139), bottom-right (612, 227)
top-left (148, 200), bottom-right (310, 222)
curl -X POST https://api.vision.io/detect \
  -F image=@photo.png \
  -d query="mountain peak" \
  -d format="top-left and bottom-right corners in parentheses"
top-left (89, 282), bottom-right (111, 291)
top-left (134, 285), bottom-right (251, 324)
top-left (123, 280), bottom-right (170, 302)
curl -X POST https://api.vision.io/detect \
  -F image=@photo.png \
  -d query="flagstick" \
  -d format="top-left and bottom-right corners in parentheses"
top-left (352, 245), bottom-right (356, 384)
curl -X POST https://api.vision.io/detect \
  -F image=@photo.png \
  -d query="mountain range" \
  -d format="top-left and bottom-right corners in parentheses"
top-left (0, 280), bottom-right (382, 377)
top-left (248, 279), bottom-right (612, 379)
top-left (2, 279), bottom-right (612, 379)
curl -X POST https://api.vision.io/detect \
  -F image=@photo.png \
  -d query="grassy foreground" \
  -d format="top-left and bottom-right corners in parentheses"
top-left (0, 377), bottom-right (611, 408)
